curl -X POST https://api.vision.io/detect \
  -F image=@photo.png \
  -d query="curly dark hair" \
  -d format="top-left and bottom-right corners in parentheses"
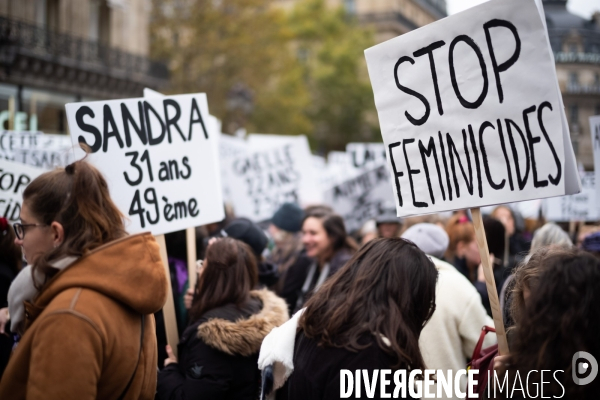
top-left (299, 237), bottom-right (438, 370)
top-left (509, 249), bottom-right (600, 399)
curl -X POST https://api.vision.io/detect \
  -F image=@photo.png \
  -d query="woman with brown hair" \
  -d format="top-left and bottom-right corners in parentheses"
top-left (156, 237), bottom-right (288, 400)
top-left (260, 237), bottom-right (437, 399)
top-left (280, 209), bottom-right (358, 314)
top-left (494, 249), bottom-right (600, 399)
top-left (0, 160), bottom-right (168, 399)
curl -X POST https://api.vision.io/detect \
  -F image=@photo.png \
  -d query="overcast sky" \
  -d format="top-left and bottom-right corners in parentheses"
top-left (447, 0), bottom-right (600, 18)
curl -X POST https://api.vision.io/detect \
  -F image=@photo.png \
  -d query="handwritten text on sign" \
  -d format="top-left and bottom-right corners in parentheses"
top-left (545, 173), bottom-right (598, 222)
top-left (0, 159), bottom-right (44, 221)
top-left (65, 93), bottom-right (224, 235)
top-left (227, 142), bottom-right (316, 221)
top-left (365, 0), bottom-right (568, 217)
top-left (323, 165), bottom-right (396, 233)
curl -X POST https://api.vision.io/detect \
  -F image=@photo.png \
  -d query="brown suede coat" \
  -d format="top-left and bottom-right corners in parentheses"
top-left (0, 232), bottom-right (168, 400)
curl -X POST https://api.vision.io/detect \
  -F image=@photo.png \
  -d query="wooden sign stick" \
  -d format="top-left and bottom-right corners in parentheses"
top-left (155, 234), bottom-right (180, 357)
top-left (186, 227), bottom-right (197, 290)
top-left (471, 207), bottom-right (510, 355)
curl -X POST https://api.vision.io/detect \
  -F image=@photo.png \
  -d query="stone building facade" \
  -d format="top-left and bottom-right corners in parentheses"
top-left (0, 0), bottom-right (167, 134)
top-left (545, 0), bottom-right (600, 169)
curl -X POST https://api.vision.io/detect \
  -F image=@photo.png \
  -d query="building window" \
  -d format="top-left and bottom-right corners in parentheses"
top-left (569, 72), bottom-right (579, 87)
top-left (89, 0), bottom-right (111, 45)
top-left (36, 0), bottom-right (60, 31)
top-left (568, 42), bottom-right (578, 53)
top-left (570, 104), bottom-right (579, 123)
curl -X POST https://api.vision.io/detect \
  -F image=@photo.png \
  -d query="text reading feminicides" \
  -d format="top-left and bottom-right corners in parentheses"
top-left (65, 93), bottom-right (224, 236)
top-left (365, 0), bottom-right (578, 218)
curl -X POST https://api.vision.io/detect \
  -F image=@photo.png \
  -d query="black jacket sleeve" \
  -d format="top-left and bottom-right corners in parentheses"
top-left (156, 337), bottom-right (233, 400)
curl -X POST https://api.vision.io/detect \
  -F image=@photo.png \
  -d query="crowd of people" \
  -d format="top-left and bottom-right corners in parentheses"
top-left (0, 160), bottom-right (599, 399)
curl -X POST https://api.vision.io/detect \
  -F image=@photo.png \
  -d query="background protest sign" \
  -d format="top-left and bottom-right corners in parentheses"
top-left (219, 134), bottom-right (248, 204)
top-left (544, 172), bottom-right (598, 222)
top-left (65, 93), bottom-right (225, 236)
top-left (590, 115), bottom-right (600, 203)
top-left (323, 164), bottom-right (396, 233)
top-left (226, 137), bottom-right (322, 222)
top-left (0, 158), bottom-right (44, 221)
top-left (1, 131), bottom-right (42, 160)
top-left (365, 0), bottom-right (578, 219)
top-left (11, 133), bottom-right (75, 169)
top-left (346, 142), bottom-right (387, 171)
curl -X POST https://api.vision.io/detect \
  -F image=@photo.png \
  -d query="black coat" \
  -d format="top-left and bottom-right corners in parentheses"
top-left (156, 289), bottom-right (288, 400)
top-left (281, 331), bottom-right (418, 400)
top-left (280, 248), bottom-right (353, 315)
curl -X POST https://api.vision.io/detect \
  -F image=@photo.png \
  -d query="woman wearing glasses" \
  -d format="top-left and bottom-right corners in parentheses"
top-left (0, 160), bottom-right (167, 400)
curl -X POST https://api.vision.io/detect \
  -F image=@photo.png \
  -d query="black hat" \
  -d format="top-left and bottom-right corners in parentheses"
top-left (222, 218), bottom-right (268, 258)
top-left (271, 203), bottom-right (304, 233)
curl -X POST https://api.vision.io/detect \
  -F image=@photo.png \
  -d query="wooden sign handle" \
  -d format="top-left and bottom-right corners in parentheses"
top-left (470, 207), bottom-right (510, 355)
top-left (155, 234), bottom-right (180, 357)
top-left (186, 227), bottom-right (197, 290)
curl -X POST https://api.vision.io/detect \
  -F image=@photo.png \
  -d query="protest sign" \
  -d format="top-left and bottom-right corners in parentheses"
top-left (11, 133), bottom-right (76, 169)
top-left (219, 134), bottom-right (248, 204)
top-left (226, 139), bottom-right (321, 221)
top-left (544, 172), bottom-right (598, 222)
top-left (0, 131), bottom-right (42, 159)
top-left (323, 164), bottom-right (396, 233)
top-left (346, 142), bottom-right (387, 171)
top-left (365, 0), bottom-right (578, 219)
top-left (0, 158), bottom-right (45, 221)
top-left (364, 0), bottom-right (581, 355)
top-left (65, 93), bottom-right (225, 236)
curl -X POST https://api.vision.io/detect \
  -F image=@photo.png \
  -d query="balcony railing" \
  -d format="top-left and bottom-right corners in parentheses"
top-left (565, 83), bottom-right (600, 95)
top-left (0, 16), bottom-right (168, 81)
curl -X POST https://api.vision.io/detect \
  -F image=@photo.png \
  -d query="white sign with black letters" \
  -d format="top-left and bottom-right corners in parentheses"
top-left (0, 158), bottom-right (45, 221)
top-left (346, 143), bottom-right (387, 171)
top-left (226, 140), bottom-right (321, 221)
top-left (365, 0), bottom-right (579, 217)
top-left (66, 93), bottom-right (224, 235)
top-left (323, 164), bottom-right (396, 232)
top-left (0, 131), bottom-right (42, 160)
top-left (545, 172), bottom-right (598, 221)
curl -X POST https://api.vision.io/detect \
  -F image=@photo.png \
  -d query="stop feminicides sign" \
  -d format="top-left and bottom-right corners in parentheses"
top-left (365, 0), bottom-right (580, 217)
top-left (65, 93), bottom-right (224, 235)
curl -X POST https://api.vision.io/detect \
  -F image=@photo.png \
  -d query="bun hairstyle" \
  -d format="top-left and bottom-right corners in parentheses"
top-left (23, 160), bottom-right (126, 287)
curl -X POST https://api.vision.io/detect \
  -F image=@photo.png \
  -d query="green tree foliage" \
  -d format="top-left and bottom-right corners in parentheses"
top-left (151, 0), bottom-right (378, 152)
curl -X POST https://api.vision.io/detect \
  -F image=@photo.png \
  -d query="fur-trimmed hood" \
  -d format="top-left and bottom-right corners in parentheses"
top-left (197, 289), bottom-right (289, 357)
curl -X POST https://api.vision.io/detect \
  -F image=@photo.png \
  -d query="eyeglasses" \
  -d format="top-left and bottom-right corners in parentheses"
top-left (13, 223), bottom-right (48, 240)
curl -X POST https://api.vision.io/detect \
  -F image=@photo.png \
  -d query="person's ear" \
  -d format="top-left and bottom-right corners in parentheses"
top-left (49, 221), bottom-right (65, 247)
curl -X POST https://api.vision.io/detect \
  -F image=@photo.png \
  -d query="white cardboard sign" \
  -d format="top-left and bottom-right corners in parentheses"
top-left (544, 172), bottom-right (598, 222)
top-left (65, 93), bottom-right (225, 235)
top-left (0, 131), bottom-right (42, 160)
top-left (0, 158), bottom-right (45, 221)
top-left (226, 140), bottom-right (321, 221)
top-left (365, 0), bottom-right (578, 217)
top-left (346, 142), bottom-right (387, 171)
top-left (323, 164), bottom-right (397, 232)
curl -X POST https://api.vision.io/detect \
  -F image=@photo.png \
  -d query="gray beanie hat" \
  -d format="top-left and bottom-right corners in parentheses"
top-left (401, 223), bottom-right (449, 259)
